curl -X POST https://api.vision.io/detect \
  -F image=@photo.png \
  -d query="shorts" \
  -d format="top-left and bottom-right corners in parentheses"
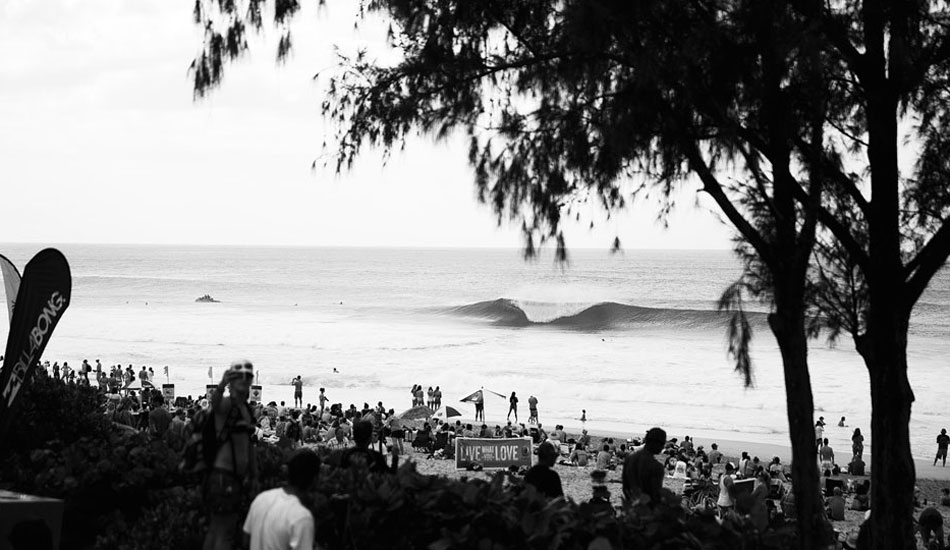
top-left (937, 448), bottom-right (947, 459)
top-left (202, 469), bottom-right (245, 514)
top-left (294, 391), bottom-right (302, 398)
top-left (392, 429), bottom-right (405, 438)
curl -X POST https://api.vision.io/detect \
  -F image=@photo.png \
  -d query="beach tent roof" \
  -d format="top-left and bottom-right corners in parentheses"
top-left (397, 405), bottom-right (433, 421)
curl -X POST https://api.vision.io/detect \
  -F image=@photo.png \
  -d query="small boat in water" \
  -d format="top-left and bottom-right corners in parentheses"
top-left (195, 294), bottom-right (219, 303)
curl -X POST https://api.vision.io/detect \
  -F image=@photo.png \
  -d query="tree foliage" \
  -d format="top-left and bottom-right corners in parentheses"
top-left (191, 1), bottom-right (950, 548)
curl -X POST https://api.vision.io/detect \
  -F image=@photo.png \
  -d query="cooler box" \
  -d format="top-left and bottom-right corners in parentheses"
top-left (0, 490), bottom-right (63, 550)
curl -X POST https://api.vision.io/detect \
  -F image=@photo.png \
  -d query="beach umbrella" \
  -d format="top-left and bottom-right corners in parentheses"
top-left (461, 388), bottom-right (506, 402)
top-left (434, 406), bottom-right (462, 419)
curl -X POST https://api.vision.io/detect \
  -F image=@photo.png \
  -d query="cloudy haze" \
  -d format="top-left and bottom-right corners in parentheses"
top-left (0, 0), bottom-right (734, 249)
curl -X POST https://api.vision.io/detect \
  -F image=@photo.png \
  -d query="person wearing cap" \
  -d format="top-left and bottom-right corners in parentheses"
top-left (622, 427), bottom-right (667, 506)
top-left (203, 360), bottom-right (259, 550)
top-left (936, 429), bottom-right (950, 467)
top-left (717, 462), bottom-right (738, 518)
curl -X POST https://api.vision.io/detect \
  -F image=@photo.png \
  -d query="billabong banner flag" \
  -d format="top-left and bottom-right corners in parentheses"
top-left (0, 249), bottom-right (71, 415)
top-left (0, 254), bottom-right (22, 324)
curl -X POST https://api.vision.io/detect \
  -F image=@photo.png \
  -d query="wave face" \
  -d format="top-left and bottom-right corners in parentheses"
top-left (449, 299), bottom-right (532, 327)
top-left (447, 299), bottom-right (769, 331)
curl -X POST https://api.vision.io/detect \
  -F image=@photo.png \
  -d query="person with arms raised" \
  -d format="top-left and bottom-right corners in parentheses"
top-left (203, 360), bottom-right (258, 550)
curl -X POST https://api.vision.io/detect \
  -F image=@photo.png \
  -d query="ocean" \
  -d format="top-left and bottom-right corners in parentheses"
top-left (2, 244), bottom-right (948, 459)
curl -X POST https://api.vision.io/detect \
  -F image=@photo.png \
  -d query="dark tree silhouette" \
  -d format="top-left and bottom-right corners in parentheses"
top-left (191, 1), bottom-right (950, 548)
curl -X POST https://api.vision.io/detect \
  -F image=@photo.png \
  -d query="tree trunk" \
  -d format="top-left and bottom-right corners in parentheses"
top-left (769, 305), bottom-right (830, 550)
top-left (857, 314), bottom-right (916, 550)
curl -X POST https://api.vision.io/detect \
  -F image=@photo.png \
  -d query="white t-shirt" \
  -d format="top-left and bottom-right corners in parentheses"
top-left (243, 488), bottom-right (315, 550)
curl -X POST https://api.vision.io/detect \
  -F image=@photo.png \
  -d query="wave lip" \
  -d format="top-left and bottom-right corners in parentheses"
top-left (446, 298), bottom-right (769, 331)
top-left (448, 299), bottom-right (531, 327)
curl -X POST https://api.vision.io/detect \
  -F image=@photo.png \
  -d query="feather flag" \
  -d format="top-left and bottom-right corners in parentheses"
top-left (0, 249), bottom-right (71, 415)
top-left (0, 254), bottom-right (22, 324)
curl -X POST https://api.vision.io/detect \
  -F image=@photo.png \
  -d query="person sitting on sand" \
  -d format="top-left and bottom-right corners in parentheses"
top-left (941, 488), bottom-right (950, 507)
top-left (826, 486), bottom-right (846, 521)
top-left (525, 442), bottom-right (563, 499)
top-left (596, 444), bottom-right (613, 470)
top-left (569, 442), bottom-right (590, 467)
top-left (919, 506), bottom-right (946, 550)
top-left (850, 480), bottom-right (870, 511)
top-left (578, 429), bottom-right (591, 448)
top-left (622, 427), bottom-right (667, 506)
top-left (848, 455), bottom-right (866, 476)
top-left (337, 420), bottom-right (394, 473)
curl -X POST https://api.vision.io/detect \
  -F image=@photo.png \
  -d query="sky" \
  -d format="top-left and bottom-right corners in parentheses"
top-left (0, 0), bottom-right (735, 250)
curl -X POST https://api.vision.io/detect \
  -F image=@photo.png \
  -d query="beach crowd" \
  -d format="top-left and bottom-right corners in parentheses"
top-left (25, 358), bottom-right (950, 550)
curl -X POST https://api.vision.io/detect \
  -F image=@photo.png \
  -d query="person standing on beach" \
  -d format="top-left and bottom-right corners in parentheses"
top-left (528, 395), bottom-right (539, 424)
top-left (318, 388), bottom-right (328, 418)
top-left (291, 376), bottom-right (303, 408)
top-left (203, 360), bottom-right (258, 550)
top-left (507, 392), bottom-right (518, 422)
top-left (426, 386), bottom-right (434, 409)
top-left (717, 463), bottom-right (737, 518)
top-left (850, 427), bottom-right (864, 460)
top-left (622, 427), bottom-right (667, 506)
top-left (935, 429), bottom-right (950, 467)
top-left (433, 386), bottom-right (442, 410)
top-left (473, 390), bottom-right (485, 422)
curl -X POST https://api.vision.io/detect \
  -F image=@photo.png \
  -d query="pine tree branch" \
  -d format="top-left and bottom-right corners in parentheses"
top-left (904, 220), bottom-right (950, 307)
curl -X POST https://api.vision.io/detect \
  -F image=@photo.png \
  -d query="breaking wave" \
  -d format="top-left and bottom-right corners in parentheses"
top-left (446, 298), bottom-right (769, 331)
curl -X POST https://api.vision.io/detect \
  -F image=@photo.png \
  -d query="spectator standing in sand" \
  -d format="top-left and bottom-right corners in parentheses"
top-left (819, 438), bottom-right (836, 475)
top-left (936, 429), bottom-right (950, 467)
top-left (622, 427), bottom-right (667, 505)
top-left (852, 428), bottom-right (865, 461)
top-left (242, 449), bottom-right (320, 550)
top-left (148, 394), bottom-right (172, 440)
top-left (318, 388), bottom-right (328, 418)
top-left (426, 386), bottom-right (434, 409)
top-left (525, 442), bottom-right (563, 499)
top-left (507, 392), bottom-right (518, 422)
top-left (528, 395), bottom-right (539, 424)
top-left (717, 463), bottom-right (738, 518)
top-left (815, 420), bottom-right (825, 449)
top-left (203, 360), bottom-right (259, 550)
top-left (707, 443), bottom-right (723, 466)
top-left (473, 389), bottom-right (485, 422)
top-left (291, 376), bottom-right (303, 408)
top-left (432, 386), bottom-right (442, 410)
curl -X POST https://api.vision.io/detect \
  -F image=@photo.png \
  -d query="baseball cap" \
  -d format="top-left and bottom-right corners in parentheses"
top-left (229, 359), bottom-right (254, 378)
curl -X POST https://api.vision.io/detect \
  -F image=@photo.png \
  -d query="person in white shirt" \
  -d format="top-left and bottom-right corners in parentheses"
top-left (243, 449), bottom-right (321, 550)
